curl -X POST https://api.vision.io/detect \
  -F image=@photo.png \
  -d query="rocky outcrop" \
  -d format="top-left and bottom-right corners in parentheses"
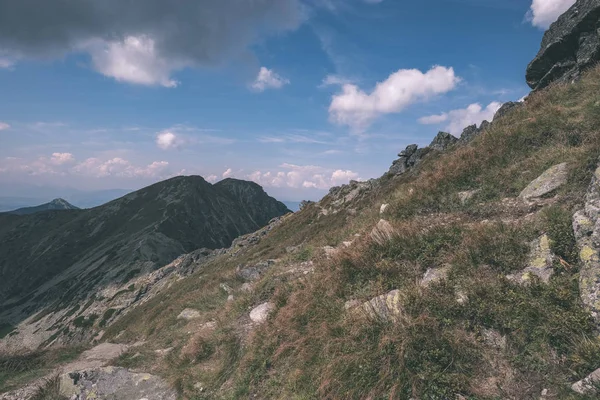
top-left (494, 101), bottom-right (522, 120)
top-left (388, 132), bottom-right (461, 177)
top-left (429, 131), bottom-right (458, 151)
top-left (526, 0), bottom-right (600, 90)
top-left (60, 367), bottom-right (176, 400)
top-left (388, 144), bottom-right (430, 176)
top-left (321, 179), bottom-right (379, 216)
top-left (573, 162), bottom-right (600, 327)
top-left (519, 163), bottom-right (569, 199)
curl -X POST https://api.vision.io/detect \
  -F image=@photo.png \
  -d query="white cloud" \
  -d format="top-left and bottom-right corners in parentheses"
top-left (206, 174), bottom-right (218, 183)
top-left (248, 163), bottom-right (360, 190)
top-left (419, 102), bottom-right (502, 135)
top-left (329, 66), bottom-right (460, 131)
top-left (258, 133), bottom-right (330, 145)
top-left (222, 168), bottom-right (233, 178)
top-left (527, 0), bottom-right (576, 29)
top-left (72, 157), bottom-right (170, 178)
top-left (0, 58), bottom-right (14, 69)
top-left (320, 74), bottom-right (353, 87)
top-left (0, 122), bottom-right (10, 131)
top-left (156, 131), bottom-right (185, 150)
top-left (0, 0), bottom-right (303, 86)
top-left (85, 36), bottom-right (181, 87)
top-left (251, 67), bottom-right (290, 92)
top-left (50, 152), bottom-right (75, 165)
top-left (417, 114), bottom-right (448, 125)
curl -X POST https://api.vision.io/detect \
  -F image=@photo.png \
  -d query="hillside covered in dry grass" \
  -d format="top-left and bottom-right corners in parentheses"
top-left (59, 66), bottom-right (600, 399)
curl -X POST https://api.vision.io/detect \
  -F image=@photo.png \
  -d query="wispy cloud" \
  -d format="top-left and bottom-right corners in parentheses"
top-left (251, 67), bottom-right (290, 92)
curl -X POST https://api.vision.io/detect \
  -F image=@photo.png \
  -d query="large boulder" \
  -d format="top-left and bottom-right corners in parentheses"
top-left (519, 163), bottom-right (569, 200)
top-left (361, 290), bottom-right (403, 322)
top-left (526, 0), bottom-right (600, 90)
top-left (249, 302), bottom-right (275, 324)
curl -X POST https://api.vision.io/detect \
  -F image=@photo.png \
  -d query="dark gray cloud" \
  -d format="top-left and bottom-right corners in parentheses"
top-left (0, 0), bottom-right (305, 85)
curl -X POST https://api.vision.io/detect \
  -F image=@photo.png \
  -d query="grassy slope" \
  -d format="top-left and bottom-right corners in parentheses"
top-left (7, 67), bottom-right (600, 399)
top-left (103, 67), bottom-right (600, 400)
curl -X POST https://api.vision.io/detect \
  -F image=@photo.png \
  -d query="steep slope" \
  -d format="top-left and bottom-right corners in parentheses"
top-left (6, 198), bottom-right (80, 215)
top-left (63, 70), bottom-right (600, 399)
top-left (0, 175), bottom-right (289, 351)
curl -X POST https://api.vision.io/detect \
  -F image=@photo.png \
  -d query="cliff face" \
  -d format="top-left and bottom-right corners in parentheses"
top-left (527, 0), bottom-right (600, 90)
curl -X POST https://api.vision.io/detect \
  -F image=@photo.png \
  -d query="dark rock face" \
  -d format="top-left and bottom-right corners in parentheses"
top-left (429, 131), bottom-right (458, 151)
top-left (494, 101), bottom-right (522, 120)
top-left (526, 0), bottom-right (600, 90)
top-left (0, 176), bottom-right (289, 321)
top-left (388, 145), bottom-right (430, 175)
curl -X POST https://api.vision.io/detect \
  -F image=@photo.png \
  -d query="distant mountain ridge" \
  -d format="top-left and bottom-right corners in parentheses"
top-left (7, 198), bottom-right (79, 215)
top-left (0, 176), bottom-right (290, 346)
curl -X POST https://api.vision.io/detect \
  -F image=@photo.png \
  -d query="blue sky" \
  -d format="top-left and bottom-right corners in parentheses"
top-left (0, 0), bottom-right (576, 201)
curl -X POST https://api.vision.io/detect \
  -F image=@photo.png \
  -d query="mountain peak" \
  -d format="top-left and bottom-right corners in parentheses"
top-left (7, 197), bottom-right (79, 215)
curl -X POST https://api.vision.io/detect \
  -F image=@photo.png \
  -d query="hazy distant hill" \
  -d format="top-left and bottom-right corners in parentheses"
top-left (7, 198), bottom-right (79, 215)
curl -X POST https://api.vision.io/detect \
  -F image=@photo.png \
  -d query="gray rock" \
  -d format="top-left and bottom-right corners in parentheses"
top-left (380, 203), bottom-right (390, 214)
top-left (370, 219), bottom-right (396, 246)
top-left (574, 162), bottom-right (600, 327)
top-left (429, 131), bottom-right (458, 151)
top-left (508, 235), bottom-right (556, 284)
top-left (236, 260), bottom-right (276, 281)
top-left (572, 367), bottom-right (600, 394)
top-left (519, 163), bottom-right (569, 199)
top-left (481, 328), bottom-right (507, 350)
top-left (457, 189), bottom-right (480, 204)
top-left (177, 308), bottom-right (201, 321)
top-left (249, 302), bottom-right (275, 324)
top-left (399, 144), bottom-right (419, 158)
top-left (361, 290), bottom-right (403, 322)
top-left (494, 101), bottom-right (522, 120)
top-left (388, 145), bottom-right (429, 176)
top-left (421, 266), bottom-right (450, 287)
top-left (60, 367), bottom-right (176, 400)
top-left (460, 124), bottom-right (479, 142)
top-left (527, 0), bottom-right (600, 90)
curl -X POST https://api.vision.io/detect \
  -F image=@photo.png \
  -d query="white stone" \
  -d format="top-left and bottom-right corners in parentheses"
top-left (250, 302), bottom-right (275, 324)
top-left (572, 367), bottom-right (600, 394)
top-left (177, 308), bottom-right (201, 321)
top-left (380, 204), bottom-right (390, 214)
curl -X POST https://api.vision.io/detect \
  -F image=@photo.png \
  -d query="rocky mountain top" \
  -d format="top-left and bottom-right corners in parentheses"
top-left (527, 0), bottom-right (600, 90)
top-left (7, 198), bottom-right (79, 215)
top-left (0, 175), bottom-right (289, 352)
